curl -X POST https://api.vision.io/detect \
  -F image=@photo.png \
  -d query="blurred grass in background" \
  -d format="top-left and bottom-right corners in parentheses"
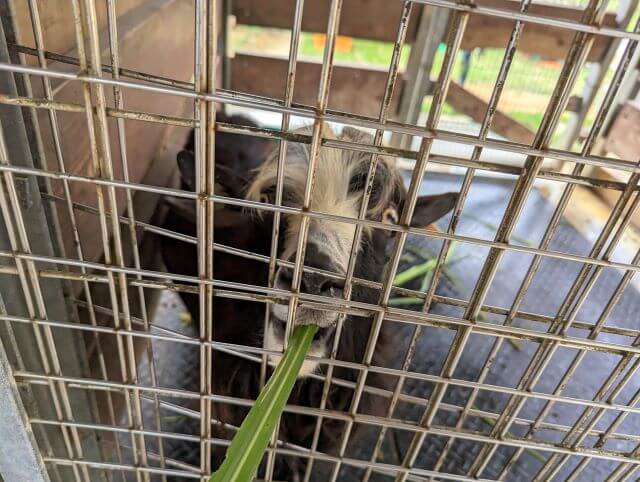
top-left (232, 0), bottom-right (636, 149)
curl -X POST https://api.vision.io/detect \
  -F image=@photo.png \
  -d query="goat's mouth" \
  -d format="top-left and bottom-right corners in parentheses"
top-left (269, 316), bottom-right (335, 343)
top-left (269, 301), bottom-right (342, 329)
top-left (264, 314), bottom-right (336, 376)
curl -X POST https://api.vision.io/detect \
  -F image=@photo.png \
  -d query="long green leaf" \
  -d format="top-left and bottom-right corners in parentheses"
top-left (209, 324), bottom-right (318, 482)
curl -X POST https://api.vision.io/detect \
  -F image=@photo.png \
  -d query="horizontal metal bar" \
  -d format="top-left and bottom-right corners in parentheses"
top-left (2, 246), bottom-right (640, 359)
top-left (17, 372), bottom-right (640, 465)
top-left (36, 190), bottom-right (640, 341)
top-left (30, 418), bottom-right (423, 482)
top-left (1, 61), bottom-right (639, 175)
top-left (6, 89), bottom-right (634, 193)
top-left (0, 94), bottom-right (195, 127)
top-left (43, 446), bottom-right (493, 482)
top-left (10, 307), bottom-right (640, 448)
top-left (13, 342), bottom-right (640, 422)
top-left (20, 337), bottom-right (640, 454)
top-left (410, 0), bottom-right (640, 41)
top-left (3, 163), bottom-right (640, 277)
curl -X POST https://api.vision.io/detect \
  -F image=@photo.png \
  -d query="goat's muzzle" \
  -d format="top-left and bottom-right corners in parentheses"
top-left (272, 242), bottom-right (344, 328)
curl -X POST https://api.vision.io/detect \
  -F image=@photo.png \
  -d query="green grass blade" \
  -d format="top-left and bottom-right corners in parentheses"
top-left (388, 297), bottom-right (425, 306)
top-left (209, 324), bottom-right (318, 482)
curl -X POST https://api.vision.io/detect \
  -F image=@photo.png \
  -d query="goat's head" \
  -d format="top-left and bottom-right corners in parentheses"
top-left (173, 123), bottom-right (457, 376)
top-left (244, 125), bottom-right (457, 374)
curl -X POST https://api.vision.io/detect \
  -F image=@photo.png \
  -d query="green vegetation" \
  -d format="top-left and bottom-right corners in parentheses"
top-left (232, 4), bottom-right (629, 146)
top-left (210, 324), bottom-right (318, 482)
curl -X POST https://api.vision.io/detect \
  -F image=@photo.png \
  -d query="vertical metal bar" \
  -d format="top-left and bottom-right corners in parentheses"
top-left (456, 2), bottom-right (626, 476)
top-left (568, 359), bottom-right (640, 478)
top-left (70, 0), bottom-right (147, 478)
top-left (103, 1), bottom-right (167, 479)
top-left (221, 0), bottom-right (231, 94)
top-left (300, 4), bottom-right (414, 481)
top-left (0, 296), bottom-right (63, 482)
top-left (326, 11), bottom-right (469, 482)
top-left (194, 0), bottom-right (216, 477)
top-left (495, 17), bottom-right (640, 479)
top-left (281, 0), bottom-right (343, 347)
top-left (559, 0), bottom-right (639, 152)
top-left (390, 5), bottom-right (450, 149)
top-left (261, 0), bottom-right (305, 477)
top-left (264, 3), bottom-right (343, 479)
top-left (0, 105), bottom-right (88, 482)
top-left (411, 0), bottom-right (534, 472)
top-left (380, 16), bottom-right (470, 482)
top-left (394, 0), bottom-right (612, 478)
top-left (23, 1), bottom-right (126, 478)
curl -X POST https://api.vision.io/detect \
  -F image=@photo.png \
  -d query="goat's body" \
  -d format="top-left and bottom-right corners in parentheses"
top-left (161, 115), bottom-right (395, 480)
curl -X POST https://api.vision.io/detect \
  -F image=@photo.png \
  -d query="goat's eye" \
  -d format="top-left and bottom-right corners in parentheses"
top-left (382, 206), bottom-right (398, 224)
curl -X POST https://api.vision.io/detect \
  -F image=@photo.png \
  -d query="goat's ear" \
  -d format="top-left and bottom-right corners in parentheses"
top-left (410, 192), bottom-right (458, 227)
top-left (164, 197), bottom-right (197, 224)
top-left (177, 150), bottom-right (196, 192)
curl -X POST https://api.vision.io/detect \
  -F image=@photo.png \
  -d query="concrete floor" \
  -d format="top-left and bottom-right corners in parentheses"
top-left (133, 170), bottom-right (640, 481)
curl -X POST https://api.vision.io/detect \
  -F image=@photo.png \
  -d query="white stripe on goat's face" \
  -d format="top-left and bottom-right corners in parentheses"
top-left (245, 124), bottom-right (458, 376)
top-left (246, 125), bottom-right (400, 273)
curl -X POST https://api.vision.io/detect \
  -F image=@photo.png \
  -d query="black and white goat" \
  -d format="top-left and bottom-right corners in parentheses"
top-left (160, 114), bottom-right (457, 480)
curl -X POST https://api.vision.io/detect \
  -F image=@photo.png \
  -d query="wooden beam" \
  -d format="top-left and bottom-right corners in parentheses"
top-left (231, 53), bottom-right (535, 144)
top-left (232, 0), bottom-right (617, 61)
top-left (21, 0), bottom-right (196, 264)
top-left (232, 0), bottom-right (423, 45)
top-left (7, 0), bottom-right (151, 56)
top-left (231, 53), bottom-right (395, 118)
top-left (605, 101), bottom-right (640, 162)
top-left (447, 81), bottom-right (536, 145)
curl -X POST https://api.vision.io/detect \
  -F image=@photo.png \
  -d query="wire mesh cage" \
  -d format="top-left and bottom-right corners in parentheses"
top-left (0, 0), bottom-right (640, 481)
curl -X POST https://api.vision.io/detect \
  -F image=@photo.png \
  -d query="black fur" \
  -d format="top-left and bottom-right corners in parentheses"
top-left (160, 115), bottom-right (452, 480)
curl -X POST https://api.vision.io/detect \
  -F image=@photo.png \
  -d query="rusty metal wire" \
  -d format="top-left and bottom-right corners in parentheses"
top-left (1, 0), bottom-right (640, 481)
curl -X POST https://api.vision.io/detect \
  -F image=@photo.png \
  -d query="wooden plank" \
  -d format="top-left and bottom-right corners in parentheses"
top-left (6, 0), bottom-right (150, 56)
top-left (604, 101), bottom-right (640, 162)
top-left (232, 0), bottom-right (423, 45)
top-left (447, 80), bottom-right (535, 145)
top-left (84, 115), bottom-right (191, 434)
top-left (232, 0), bottom-right (616, 61)
top-left (462, 0), bottom-right (616, 62)
top-left (231, 53), bottom-right (394, 118)
top-left (231, 54), bottom-right (535, 144)
top-left (27, 0), bottom-right (196, 264)
top-left (586, 101), bottom-right (640, 228)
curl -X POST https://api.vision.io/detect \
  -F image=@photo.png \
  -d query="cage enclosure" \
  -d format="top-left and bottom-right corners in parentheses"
top-left (0, 0), bottom-right (640, 481)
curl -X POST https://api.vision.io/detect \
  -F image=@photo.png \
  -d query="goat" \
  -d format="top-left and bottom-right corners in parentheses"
top-left (160, 115), bottom-right (458, 480)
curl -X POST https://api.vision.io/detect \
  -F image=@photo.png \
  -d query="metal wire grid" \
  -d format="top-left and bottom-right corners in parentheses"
top-left (0, 0), bottom-right (639, 481)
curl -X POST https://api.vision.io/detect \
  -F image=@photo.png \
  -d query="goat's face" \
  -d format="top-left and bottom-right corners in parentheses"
top-left (245, 125), bottom-right (457, 375)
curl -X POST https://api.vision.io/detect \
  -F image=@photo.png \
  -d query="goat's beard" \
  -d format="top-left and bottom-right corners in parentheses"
top-left (270, 302), bottom-right (341, 328)
top-left (265, 310), bottom-right (337, 377)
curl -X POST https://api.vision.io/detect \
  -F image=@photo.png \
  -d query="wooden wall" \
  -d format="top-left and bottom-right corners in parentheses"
top-left (232, 0), bottom-right (617, 61)
top-left (231, 53), bottom-right (536, 144)
top-left (7, 0), bottom-right (196, 263)
top-left (605, 101), bottom-right (640, 162)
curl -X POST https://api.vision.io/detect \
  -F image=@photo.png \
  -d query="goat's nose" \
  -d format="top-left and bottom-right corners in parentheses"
top-left (275, 266), bottom-right (341, 296)
top-left (300, 271), bottom-right (341, 296)
top-left (275, 243), bottom-right (343, 296)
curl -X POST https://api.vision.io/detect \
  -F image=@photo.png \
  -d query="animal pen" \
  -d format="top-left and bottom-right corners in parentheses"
top-left (1, 0), bottom-right (640, 480)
